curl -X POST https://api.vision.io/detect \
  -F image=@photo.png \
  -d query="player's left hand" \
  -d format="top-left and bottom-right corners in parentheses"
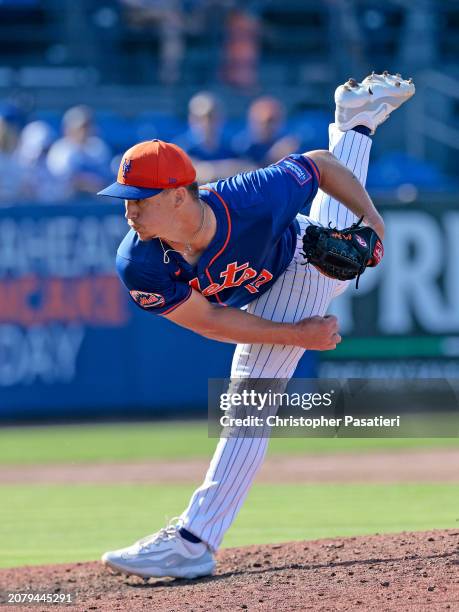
top-left (302, 217), bottom-right (384, 289)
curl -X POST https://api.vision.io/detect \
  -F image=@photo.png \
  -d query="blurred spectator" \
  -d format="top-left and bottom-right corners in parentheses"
top-left (220, 8), bottom-right (260, 90)
top-left (0, 104), bottom-right (26, 204)
top-left (121, 0), bottom-right (186, 85)
top-left (46, 105), bottom-right (111, 195)
top-left (177, 92), bottom-right (234, 160)
top-left (177, 91), bottom-right (250, 183)
top-left (0, 103), bottom-right (22, 148)
top-left (157, 0), bottom-right (185, 86)
top-left (232, 96), bottom-right (300, 166)
top-left (16, 121), bottom-right (72, 202)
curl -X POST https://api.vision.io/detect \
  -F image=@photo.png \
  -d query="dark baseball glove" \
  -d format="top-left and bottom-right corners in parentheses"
top-left (302, 217), bottom-right (384, 288)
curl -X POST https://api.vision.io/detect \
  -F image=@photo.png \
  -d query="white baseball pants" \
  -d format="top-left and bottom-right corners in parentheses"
top-left (180, 125), bottom-right (372, 551)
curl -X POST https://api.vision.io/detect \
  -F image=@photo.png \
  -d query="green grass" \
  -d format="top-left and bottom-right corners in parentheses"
top-left (0, 421), bottom-right (458, 465)
top-left (2, 483), bottom-right (458, 568)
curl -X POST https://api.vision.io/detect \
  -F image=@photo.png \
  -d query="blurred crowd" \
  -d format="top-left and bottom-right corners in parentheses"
top-left (0, 103), bottom-right (111, 204)
top-left (120, 0), bottom-right (261, 89)
top-left (0, 92), bottom-right (303, 205)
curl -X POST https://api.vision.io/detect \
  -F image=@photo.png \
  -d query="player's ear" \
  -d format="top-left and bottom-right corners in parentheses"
top-left (173, 186), bottom-right (188, 208)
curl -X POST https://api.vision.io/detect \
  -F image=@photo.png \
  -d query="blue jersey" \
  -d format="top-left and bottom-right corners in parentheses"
top-left (116, 154), bottom-right (320, 315)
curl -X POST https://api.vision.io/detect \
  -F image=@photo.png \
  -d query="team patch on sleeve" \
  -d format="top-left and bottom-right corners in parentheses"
top-left (130, 290), bottom-right (166, 308)
top-left (277, 158), bottom-right (312, 186)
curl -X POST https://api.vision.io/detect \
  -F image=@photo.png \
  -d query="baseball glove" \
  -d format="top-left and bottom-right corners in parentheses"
top-left (302, 217), bottom-right (384, 288)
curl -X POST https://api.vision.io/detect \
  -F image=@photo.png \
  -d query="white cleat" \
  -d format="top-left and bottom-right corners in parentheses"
top-left (101, 518), bottom-right (215, 579)
top-left (335, 71), bottom-right (415, 134)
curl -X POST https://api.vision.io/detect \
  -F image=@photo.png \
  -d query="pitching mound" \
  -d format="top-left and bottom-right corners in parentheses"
top-left (1, 530), bottom-right (458, 611)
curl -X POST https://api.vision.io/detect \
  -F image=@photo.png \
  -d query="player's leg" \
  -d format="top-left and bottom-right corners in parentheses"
top-left (309, 123), bottom-right (372, 229)
top-left (309, 71), bottom-right (414, 229)
top-left (180, 217), bottom-right (334, 552)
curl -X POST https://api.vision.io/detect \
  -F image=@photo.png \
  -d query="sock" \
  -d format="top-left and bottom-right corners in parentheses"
top-left (353, 125), bottom-right (372, 136)
top-left (179, 527), bottom-right (202, 544)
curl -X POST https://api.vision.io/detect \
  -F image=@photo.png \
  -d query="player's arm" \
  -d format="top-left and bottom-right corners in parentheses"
top-left (164, 288), bottom-right (340, 350)
top-left (306, 149), bottom-right (385, 239)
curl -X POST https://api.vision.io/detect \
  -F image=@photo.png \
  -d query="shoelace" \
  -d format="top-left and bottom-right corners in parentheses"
top-left (138, 517), bottom-right (184, 552)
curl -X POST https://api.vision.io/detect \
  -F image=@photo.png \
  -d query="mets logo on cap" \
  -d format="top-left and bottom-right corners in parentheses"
top-left (130, 290), bottom-right (165, 308)
top-left (122, 158), bottom-right (132, 178)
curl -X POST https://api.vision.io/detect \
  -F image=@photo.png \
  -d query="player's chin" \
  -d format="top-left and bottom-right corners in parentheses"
top-left (136, 229), bottom-right (154, 241)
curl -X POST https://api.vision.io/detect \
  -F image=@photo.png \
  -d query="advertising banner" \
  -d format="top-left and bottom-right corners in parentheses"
top-left (323, 200), bottom-right (459, 377)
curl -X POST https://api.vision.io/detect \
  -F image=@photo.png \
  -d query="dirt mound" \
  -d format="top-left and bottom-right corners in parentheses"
top-left (1, 530), bottom-right (458, 612)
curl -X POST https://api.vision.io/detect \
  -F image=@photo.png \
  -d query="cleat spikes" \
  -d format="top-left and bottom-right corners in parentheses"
top-left (335, 70), bottom-right (416, 134)
top-left (408, 77), bottom-right (413, 84)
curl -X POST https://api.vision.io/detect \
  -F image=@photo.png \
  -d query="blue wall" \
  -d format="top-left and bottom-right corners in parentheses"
top-left (0, 201), bottom-right (316, 421)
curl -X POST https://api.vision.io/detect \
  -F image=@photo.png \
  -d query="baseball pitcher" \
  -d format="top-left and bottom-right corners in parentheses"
top-left (98, 72), bottom-right (414, 579)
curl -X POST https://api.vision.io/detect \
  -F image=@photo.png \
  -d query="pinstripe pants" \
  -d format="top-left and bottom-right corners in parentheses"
top-left (180, 124), bottom-right (372, 551)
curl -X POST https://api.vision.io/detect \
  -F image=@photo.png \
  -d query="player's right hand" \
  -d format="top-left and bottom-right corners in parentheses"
top-left (294, 315), bottom-right (341, 350)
